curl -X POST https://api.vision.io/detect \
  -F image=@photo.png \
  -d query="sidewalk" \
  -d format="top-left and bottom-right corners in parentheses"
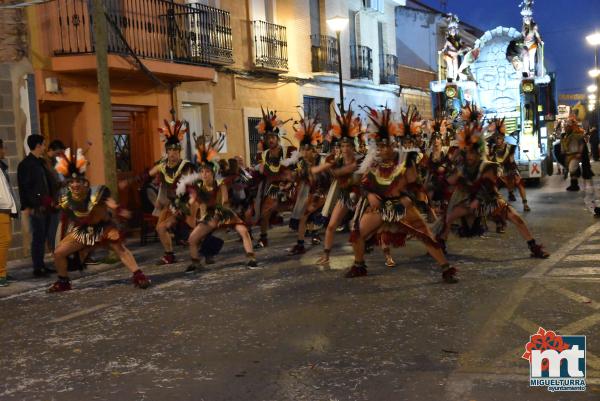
top-left (0, 239), bottom-right (164, 299)
top-left (0, 225), bottom-right (278, 299)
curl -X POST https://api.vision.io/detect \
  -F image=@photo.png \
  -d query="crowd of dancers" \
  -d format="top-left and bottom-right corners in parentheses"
top-left (46, 102), bottom-right (554, 292)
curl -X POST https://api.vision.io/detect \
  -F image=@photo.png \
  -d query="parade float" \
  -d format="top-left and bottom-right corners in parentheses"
top-left (431, 0), bottom-right (556, 180)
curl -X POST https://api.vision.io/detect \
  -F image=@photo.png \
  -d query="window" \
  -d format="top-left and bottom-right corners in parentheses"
top-left (114, 133), bottom-right (131, 172)
top-left (309, 0), bottom-right (321, 45)
top-left (304, 96), bottom-right (333, 135)
top-left (362, 0), bottom-right (384, 13)
top-left (349, 10), bottom-right (357, 48)
top-left (247, 117), bottom-right (262, 165)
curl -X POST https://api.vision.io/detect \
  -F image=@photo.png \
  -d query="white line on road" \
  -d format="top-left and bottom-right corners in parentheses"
top-left (49, 304), bottom-right (110, 323)
top-left (562, 254), bottom-right (600, 262)
top-left (524, 221), bottom-right (600, 279)
top-left (549, 267), bottom-right (600, 276)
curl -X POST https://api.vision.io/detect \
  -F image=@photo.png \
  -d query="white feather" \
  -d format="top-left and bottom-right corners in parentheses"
top-left (281, 150), bottom-right (300, 167)
top-left (76, 148), bottom-right (86, 172)
top-left (358, 145), bottom-right (378, 174)
top-left (176, 172), bottom-right (200, 197)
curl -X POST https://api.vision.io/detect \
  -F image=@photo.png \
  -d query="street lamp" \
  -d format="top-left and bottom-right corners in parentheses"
top-left (587, 31), bottom-right (600, 131)
top-left (586, 32), bottom-right (600, 46)
top-left (327, 16), bottom-right (349, 113)
top-left (588, 84), bottom-right (598, 93)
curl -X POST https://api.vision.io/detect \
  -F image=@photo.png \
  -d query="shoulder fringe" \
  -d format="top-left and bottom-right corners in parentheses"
top-left (281, 150), bottom-right (300, 167)
top-left (176, 172), bottom-right (200, 197)
top-left (357, 145), bottom-right (378, 174)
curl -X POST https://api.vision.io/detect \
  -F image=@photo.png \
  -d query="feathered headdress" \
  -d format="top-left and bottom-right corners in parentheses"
top-left (293, 112), bottom-right (323, 149)
top-left (194, 132), bottom-right (223, 173)
top-left (564, 115), bottom-right (584, 136)
top-left (159, 119), bottom-right (187, 150)
top-left (55, 147), bottom-right (88, 180)
top-left (520, 0), bottom-right (533, 17)
top-left (330, 102), bottom-right (362, 144)
top-left (447, 13), bottom-right (460, 30)
top-left (398, 105), bottom-right (422, 141)
top-left (457, 122), bottom-right (485, 154)
top-left (362, 105), bottom-right (402, 144)
top-left (461, 103), bottom-right (484, 125)
top-left (487, 117), bottom-right (506, 137)
top-left (257, 107), bottom-right (290, 137)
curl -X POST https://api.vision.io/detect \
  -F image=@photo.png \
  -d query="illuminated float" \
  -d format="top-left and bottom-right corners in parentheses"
top-left (431, 1), bottom-right (555, 180)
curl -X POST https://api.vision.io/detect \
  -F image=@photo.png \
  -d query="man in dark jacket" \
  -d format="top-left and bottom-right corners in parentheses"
top-left (17, 135), bottom-right (55, 277)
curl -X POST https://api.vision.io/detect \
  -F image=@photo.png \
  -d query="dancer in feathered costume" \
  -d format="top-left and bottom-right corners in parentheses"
top-left (179, 135), bottom-right (257, 272)
top-left (435, 110), bottom-right (549, 259)
top-left (520, 0), bottom-right (543, 77)
top-left (312, 103), bottom-right (363, 267)
top-left (287, 112), bottom-right (330, 255)
top-left (441, 13), bottom-right (470, 81)
top-left (254, 107), bottom-right (294, 248)
top-left (49, 148), bottom-right (151, 292)
top-left (148, 119), bottom-right (195, 265)
top-left (487, 118), bottom-right (531, 217)
top-left (560, 115), bottom-right (586, 192)
top-left (424, 117), bottom-right (453, 218)
top-left (345, 106), bottom-right (458, 283)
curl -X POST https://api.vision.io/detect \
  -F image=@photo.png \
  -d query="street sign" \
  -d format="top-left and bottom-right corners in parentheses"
top-left (558, 94), bottom-right (586, 101)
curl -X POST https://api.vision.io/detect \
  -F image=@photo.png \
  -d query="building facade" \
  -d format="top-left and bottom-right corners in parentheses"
top-left (395, 0), bottom-right (482, 118)
top-left (1, 0), bottom-right (458, 258)
top-left (178, 0), bottom-right (404, 165)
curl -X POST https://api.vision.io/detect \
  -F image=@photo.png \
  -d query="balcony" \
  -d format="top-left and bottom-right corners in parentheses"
top-left (380, 54), bottom-right (399, 85)
top-left (311, 34), bottom-right (338, 74)
top-left (350, 45), bottom-right (373, 80)
top-left (50, 0), bottom-right (233, 68)
top-left (252, 20), bottom-right (288, 72)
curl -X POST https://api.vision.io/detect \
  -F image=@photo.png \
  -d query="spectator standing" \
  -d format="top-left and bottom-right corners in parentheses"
top-left (17, 135), bottom-right (55, 277)
top-left (0, 140), bottom-right (18, 286)
top-left (46, 140), bottom-right (66, 252)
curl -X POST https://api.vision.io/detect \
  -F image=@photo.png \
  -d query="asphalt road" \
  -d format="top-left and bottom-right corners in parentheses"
top-left (1, 173), bottom-right (600, 401)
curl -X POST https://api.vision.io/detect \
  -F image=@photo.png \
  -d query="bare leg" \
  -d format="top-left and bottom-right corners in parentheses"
top-left (234, 224), bottom-right (254, 255)
top-left (441, 205), bottom-right (471, 240)
top-left (353, 212), bottom-right (383, 264)
top-left (383, 246), bottom-right (395, 267)
top-left (156, 215), bottom-right (177, 253)
top-left (53, 240), bottom-right (87, 278)
top-left (506, 208), bottom-right (534, 241)
top-left (404, 206), bottom-right (448, 266)
top-left (188, 222), bottom-right (216, 260)
top-left (324, 203), bottom-right (348, 251)
top-left (108, 242), bottom-right (139, 273)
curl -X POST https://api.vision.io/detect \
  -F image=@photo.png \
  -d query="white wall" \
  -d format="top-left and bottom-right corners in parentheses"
top-left (395, 6), bottom-right (441, 70)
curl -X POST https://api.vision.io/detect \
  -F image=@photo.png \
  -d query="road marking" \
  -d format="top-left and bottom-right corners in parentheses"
top-left (549, 267), bottom-right (600, 276)
top-left (560, 313), bottom-right (600, 334)
top-left (524, 221), bottom-right (600, 279)
top-left (562, 254), bottom-right (600, 262)
top-left (575, 244), bottom-right (600, 251)
top-left (512, 316), bottom-right (539, 334)
top-left (585, 235), bottom-right (600, 243)
top-left (49, 304), bottom-right (110, 323)
top-left (449, 222), bottom-right (600, 399)
top-left (543, 282), bottom-right (600, 310)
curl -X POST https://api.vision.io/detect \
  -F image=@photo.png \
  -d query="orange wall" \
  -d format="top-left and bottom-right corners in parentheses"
top-left (35, 69), bottom-right (173, 184)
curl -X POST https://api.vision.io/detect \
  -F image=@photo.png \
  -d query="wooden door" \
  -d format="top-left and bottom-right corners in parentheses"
top-left (112, 106), bottom-right (152, 224)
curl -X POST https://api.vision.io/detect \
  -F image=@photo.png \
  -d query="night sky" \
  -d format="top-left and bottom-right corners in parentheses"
top-left (417, 0), bottom-right (600, 95)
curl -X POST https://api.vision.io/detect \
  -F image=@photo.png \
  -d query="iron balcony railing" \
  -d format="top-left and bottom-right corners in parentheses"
top-left (350, 45), bottom-right (373, 80)
top-left (310, 34), bottom-right (338, 74)
top-left (380, 53), bottom-right (398, 85)
top-left (51, 0), bottom-right (233, 66)
top-left (252, 20), bottom-right (288, 72)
